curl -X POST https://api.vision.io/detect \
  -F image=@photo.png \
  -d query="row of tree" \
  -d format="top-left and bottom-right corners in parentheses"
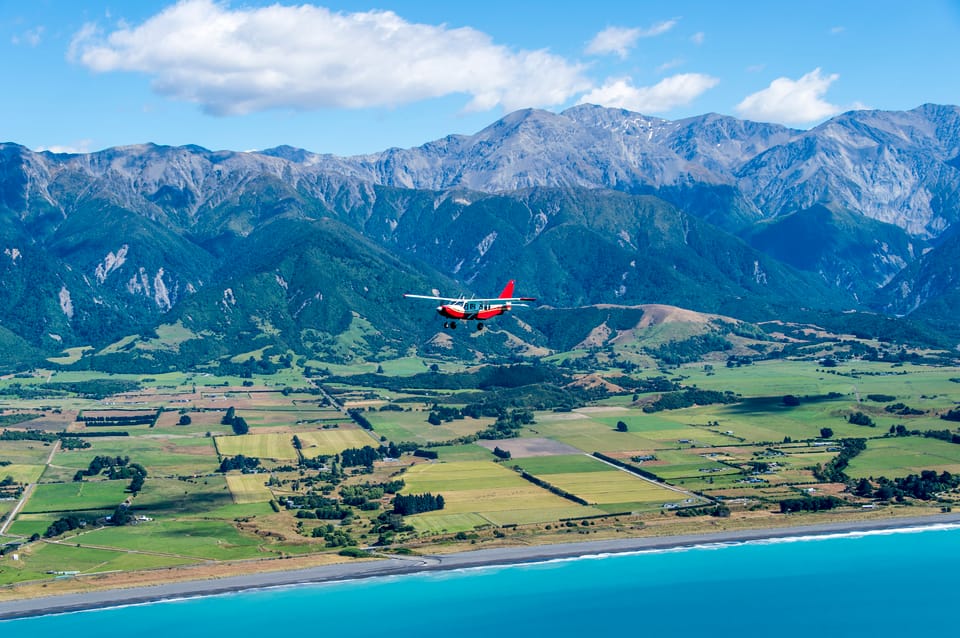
top-left (392, 493), bottom-right (444, 515)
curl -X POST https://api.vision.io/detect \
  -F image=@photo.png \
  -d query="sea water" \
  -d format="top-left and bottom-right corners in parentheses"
top-left (3, 525), bottom-right (958, 637)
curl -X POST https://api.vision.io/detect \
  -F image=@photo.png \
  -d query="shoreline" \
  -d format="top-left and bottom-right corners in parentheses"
top-left (3, 512), bottom-right (960, 621)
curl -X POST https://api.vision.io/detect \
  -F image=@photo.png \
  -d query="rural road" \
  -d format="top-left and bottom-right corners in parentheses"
top-left (0, 439), bottom-right (60, 537)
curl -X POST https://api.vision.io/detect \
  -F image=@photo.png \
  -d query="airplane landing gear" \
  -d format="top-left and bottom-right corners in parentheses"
top-left (477, 322), bottom-right (484, 331)
top-left (449, 321), bottom-right (457, 329)
top-left (443, 321), bottom-right (449, 328)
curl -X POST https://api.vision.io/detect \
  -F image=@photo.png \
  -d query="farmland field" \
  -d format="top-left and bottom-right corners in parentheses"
top-left (0, 540), bottom-right (196, 586)
top-left (225, 474), bottom-right (274, 503)
top-left (296, 428), bottom-right (379, 457)
top-left (214, 433), bottom-right (298, 460)
top-left (0, 464), bottom-right (44, 484)
top-left (846, 437), bottom-right (960, 479)
top-left (402, 461), bottom-right (603, 532)
top-left (1, 354), bottom-right (959, 591)
top-left (364, 410), bottom-right (495, 445)
top-left (22, 480), bottom-right (130, 513)
top-left (515, 454), bottom-right (692, 511)
top-left (77, 519), bottom-right (269, 561)
top-left (50, 436), bottom-right (220, 479)
top-left (132, 476), bottom-right (235, 515)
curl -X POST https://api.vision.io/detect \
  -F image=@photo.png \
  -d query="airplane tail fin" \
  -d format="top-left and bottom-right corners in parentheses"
top-left (499, 280), bottom-right (515, 299)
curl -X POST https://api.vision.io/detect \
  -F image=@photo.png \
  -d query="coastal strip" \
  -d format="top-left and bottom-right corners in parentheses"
top-left (3, 512), bottom-right (960, 621)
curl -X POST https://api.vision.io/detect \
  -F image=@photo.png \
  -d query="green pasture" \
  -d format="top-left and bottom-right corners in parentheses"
top-left (515, 453), bottom-right (693, 510)
top-left (513, 454), bottom-right (609, 475)
top-left (225, 473), bottom-right (274, 503)
top-left (400, 512), bottom-right (490, 534)
top-left (238, 407), bottom-right (339, 427)
top-left (680, 361), bottom-right (960, 405)
top-left (311, 356), bottom-right (466, 377)
top-left (402, 461), bottom-right (601, 532)
top-left (132, 476), bottom-right (235, 517)
top-left (530, 412), bottom-right (663, 453)
top-left (202, 501), bottom-right (276, 519)
top-left (846, 436), bottom-right (960, 479)
top-left (5, 513), bottom-right (69, 538)
top-left (50, 435), bottom-right (220, 478)
top-left (432, 444), bottom-right (495, 461)
top-left (296, 428), bottom-right (379, 457)
top-left (633, 448), bottom-right (740, 480)
top-left (0, 541), bottom-right (197, 586)
top-left (215, 433), bottom-right (298, 460)
top-left (77, 518), bottom-right (269, 561)
top-left (364, 411), bottom-right (494, 445)
top-left (542, 467), bottom-right (687, 507)
top-left (0, 440), bottom-right (57, 465)
top-left (23, 480), bottom-right (129, 513)
top-left (661, 396), bottom-right (893, 444)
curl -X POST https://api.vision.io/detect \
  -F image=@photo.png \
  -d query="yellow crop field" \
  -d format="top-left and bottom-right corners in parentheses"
top-left (215, 433), bottom-right (297, 460)
top-left (1, 464), bottom-right (45, 484)
top-left (296, 429), bottom-right (379, 457)
top-left (224, 474), bottom-right (274, 504)
top-left (544, 470), bottom-right (681, 505)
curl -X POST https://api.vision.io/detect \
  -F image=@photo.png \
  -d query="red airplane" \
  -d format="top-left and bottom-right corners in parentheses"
top-left (403, 280), bottom-right (536, 331)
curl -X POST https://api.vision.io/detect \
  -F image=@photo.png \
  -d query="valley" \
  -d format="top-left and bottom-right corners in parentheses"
top-left (1, 313), bottom-right (958, 598)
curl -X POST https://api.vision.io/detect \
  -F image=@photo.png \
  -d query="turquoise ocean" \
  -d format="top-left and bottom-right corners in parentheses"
top-left (3, 525), bottom-right (958, 637)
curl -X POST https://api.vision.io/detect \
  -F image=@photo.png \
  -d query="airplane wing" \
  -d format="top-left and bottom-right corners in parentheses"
top-left (467, 297), bottom-right (537, 303)
top-left (403, 293), bottom-right (463, 302)
top-left (404, 292), bottom-right (536, 303)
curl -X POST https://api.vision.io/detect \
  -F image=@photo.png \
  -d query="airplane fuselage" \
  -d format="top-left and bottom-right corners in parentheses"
top-left (437, 301), bottom-right (510, 321)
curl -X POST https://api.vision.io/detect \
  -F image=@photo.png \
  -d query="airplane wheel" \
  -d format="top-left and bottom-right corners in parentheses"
top-left (450, 321), bottom-right (457, 329)
top-left (443, 321), bottom-right (449, 328)
top-left (477, 323), bottom-right (484, 331)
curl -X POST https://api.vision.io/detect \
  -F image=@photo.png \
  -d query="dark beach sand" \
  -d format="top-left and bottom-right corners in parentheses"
top-left (2, 512), bottom-right (959, 620)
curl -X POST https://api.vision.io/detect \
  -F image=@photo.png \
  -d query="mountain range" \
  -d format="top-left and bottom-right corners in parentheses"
top-left (1, 103), bottom-right (959, 369)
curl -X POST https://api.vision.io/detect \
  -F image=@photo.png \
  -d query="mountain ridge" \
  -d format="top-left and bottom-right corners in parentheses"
top-left (2, 103), bottom-right (959, 368)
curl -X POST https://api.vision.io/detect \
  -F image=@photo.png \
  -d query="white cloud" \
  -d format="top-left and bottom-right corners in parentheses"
top-left (586, 20), bottom-right (677, 58)
top-left (35, 140), bottom-right (93, 154)
top-left (656, 58), bottom-right (685, 74)
top-left (12, 26), bottom-right (44, 47)
top-left (830, 26), bottom-right (845, 35)
top-left (690, 31), bottom-right (705, 45)
top-left (577, 73), bottom-right (719, 113)
top-left (735, 68), bottom-right (842, 124)
top-left (68, 0), bottom-right (590, 115)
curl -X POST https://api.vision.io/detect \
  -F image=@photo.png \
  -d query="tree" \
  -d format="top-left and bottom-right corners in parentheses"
top-left (819, 427), bottom-right (834, 439)
top-left (616, 420), bottom-right (629, 432)
top-left (232, 416), bottom-right (249, 435)
top-left (854, 478), bottom-right (874, 497)
top-left (783, 395), bottom-right (800, 407)
top-left (178, 414), bottom-right (192, 425)
top-left (848, 411), bottom-right (875, 427)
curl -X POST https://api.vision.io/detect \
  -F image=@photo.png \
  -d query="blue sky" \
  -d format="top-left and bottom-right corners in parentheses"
top-left (2, 0), bottom-right (959, 155)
